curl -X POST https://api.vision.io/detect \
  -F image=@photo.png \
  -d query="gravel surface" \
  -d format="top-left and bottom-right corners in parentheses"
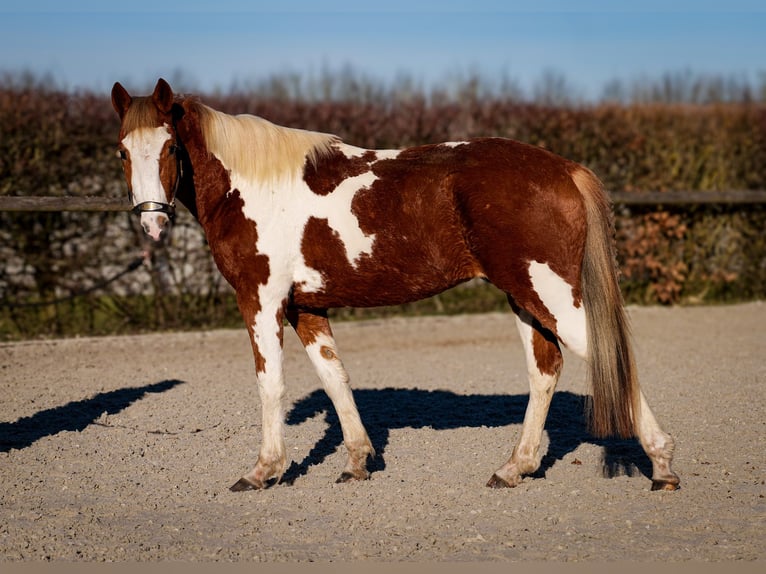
top-left (1, 303), bottom-right (764, 562)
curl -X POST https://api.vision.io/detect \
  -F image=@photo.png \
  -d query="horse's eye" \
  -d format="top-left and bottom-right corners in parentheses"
top-left (117, 149), bottom-right (127, 161)
top-left (168, 144), bottom-right (177, 155)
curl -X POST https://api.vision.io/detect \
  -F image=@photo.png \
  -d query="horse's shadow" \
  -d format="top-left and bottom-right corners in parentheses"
top-left (0, 379), bottom-right (184, 453)
top-left (284, 388), bottom-right (651, 484)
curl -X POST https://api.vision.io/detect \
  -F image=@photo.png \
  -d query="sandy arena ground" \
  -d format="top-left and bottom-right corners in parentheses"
top-left (1, 303), bottom-right (764, 562)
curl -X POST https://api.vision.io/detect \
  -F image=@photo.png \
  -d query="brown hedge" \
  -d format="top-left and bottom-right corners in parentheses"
top-left (1, 80), bottom-right (764, 338)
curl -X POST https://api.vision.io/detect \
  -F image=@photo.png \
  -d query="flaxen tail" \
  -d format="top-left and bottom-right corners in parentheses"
top-left (572, 167), bottom-right (638, 439)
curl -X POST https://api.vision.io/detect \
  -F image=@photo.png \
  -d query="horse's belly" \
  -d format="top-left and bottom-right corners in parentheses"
top-left (291, 247), bottom-right (481, 309)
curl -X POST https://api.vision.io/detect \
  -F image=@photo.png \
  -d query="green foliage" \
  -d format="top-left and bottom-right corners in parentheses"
top-left (1, 73), bottom-right (765, 339)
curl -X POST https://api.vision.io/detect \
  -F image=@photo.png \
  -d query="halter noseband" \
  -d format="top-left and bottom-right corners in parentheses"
top-left (131, 199), bottom-right (176, 219)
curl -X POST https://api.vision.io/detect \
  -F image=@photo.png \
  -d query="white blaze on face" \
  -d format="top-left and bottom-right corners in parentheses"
top-left (121, 126), bottom-right (173, 241)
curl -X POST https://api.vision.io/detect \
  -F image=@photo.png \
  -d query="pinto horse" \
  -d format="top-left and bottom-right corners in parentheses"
top-left (111, 78), bottom-right (680, 492)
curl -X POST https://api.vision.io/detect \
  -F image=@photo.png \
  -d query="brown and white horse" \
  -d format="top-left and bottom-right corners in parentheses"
top-left (111, 78), bottom-right (680, 492)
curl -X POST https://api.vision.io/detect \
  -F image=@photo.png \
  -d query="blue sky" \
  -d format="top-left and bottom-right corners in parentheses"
top-left (1, 1), bottom-right (764, 100)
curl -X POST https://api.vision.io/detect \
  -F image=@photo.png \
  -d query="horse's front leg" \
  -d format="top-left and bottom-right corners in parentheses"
top-left (286, 306), bottom-right (374, 482)
top-left (230, 291), bottom-right (289, 492)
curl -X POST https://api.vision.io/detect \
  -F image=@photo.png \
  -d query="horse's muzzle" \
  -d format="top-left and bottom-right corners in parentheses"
top-left (138, 212), bottom-right (172, 243)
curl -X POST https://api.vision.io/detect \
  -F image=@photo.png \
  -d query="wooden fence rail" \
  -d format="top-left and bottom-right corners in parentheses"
top-left (1, 190), bottom-right (766, 212)
top-left (0, 196), bottom-right (130, 212)
top-left (608, 190), bottom-right (766, 206)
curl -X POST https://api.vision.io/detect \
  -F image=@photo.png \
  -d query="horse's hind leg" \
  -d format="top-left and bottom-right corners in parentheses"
top-left (634, 390), bottom-right (680, 490)
top-left (287, 307), bottom-right (374, 483)
top-left (488, 307), bottom-right (563, 488)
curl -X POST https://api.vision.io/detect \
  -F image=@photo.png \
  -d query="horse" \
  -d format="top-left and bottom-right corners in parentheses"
top-left (111, 78), bottom-right (680, 492)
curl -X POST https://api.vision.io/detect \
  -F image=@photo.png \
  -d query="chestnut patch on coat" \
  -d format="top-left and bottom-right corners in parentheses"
top-left (532, 326), bottom-right (564, 377)
top-left (286, 307), bottom-right (334, 348)
top-left (158, 136), bottom-right (180, 205)
top-left (303, 147), bottom-right (377, 195)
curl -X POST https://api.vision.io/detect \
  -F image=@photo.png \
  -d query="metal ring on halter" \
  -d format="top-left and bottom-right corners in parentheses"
top-left (132, 200), bottom-right (176, 219)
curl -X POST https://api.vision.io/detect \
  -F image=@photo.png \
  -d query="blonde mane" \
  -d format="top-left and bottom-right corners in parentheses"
top-left (192, 102), bottom-right (340, 185)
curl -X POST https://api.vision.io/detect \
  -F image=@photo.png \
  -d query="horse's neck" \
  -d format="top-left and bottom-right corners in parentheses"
top-left (175, 119), bottom-right (227, 226)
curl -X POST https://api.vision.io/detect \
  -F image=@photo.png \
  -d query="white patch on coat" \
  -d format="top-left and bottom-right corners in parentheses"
top-left (372, 149), bottom-right (402, 160)
top-left (121, 125), bottom-right (173, 241)
top-left (338, 143), bottom-right (400, 161)
top-left (527, 260), bottom-right (588, 358)
top-left (441, 141), bottom-right (468, 148)
top-left (223, 156), bottom-right (377, 295)
top-left (318, 171), bottom-right (377, 263)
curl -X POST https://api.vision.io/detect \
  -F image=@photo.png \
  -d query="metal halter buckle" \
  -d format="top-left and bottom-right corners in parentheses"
top-left (132, 200), bottom-right (176, 219)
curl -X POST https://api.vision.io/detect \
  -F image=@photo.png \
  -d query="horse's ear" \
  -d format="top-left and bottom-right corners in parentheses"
top-left (111, 82), bottom-right (132, 119)
top-left (152, 78), bottom-right (175, 114)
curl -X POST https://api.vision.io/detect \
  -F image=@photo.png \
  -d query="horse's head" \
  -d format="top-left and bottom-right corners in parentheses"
top-left (111, 78), bottom-right (183, 242)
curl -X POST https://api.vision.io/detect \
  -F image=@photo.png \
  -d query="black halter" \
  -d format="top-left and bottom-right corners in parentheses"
top-left (129, 141), bottom-right (183, 221)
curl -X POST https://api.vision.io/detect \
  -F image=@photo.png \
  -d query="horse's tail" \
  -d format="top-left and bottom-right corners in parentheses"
top-left (573, 166), bottom-right (638, 439)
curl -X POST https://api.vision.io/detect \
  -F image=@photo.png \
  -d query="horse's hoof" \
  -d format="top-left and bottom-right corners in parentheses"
top-left (486, 474), bottom-right (517, 488)
top-left (336, 470), bottom-right (369, 483)
top-left (230, 477), bottom-right (263, 492)
top-left (651, 479), bottom-right (680, 492)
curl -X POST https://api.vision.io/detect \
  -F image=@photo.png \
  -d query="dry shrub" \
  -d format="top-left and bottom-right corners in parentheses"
top-left (617, 210), bottom-right (689, 304)
top-left (1, 76), bottom-right (764, 337)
